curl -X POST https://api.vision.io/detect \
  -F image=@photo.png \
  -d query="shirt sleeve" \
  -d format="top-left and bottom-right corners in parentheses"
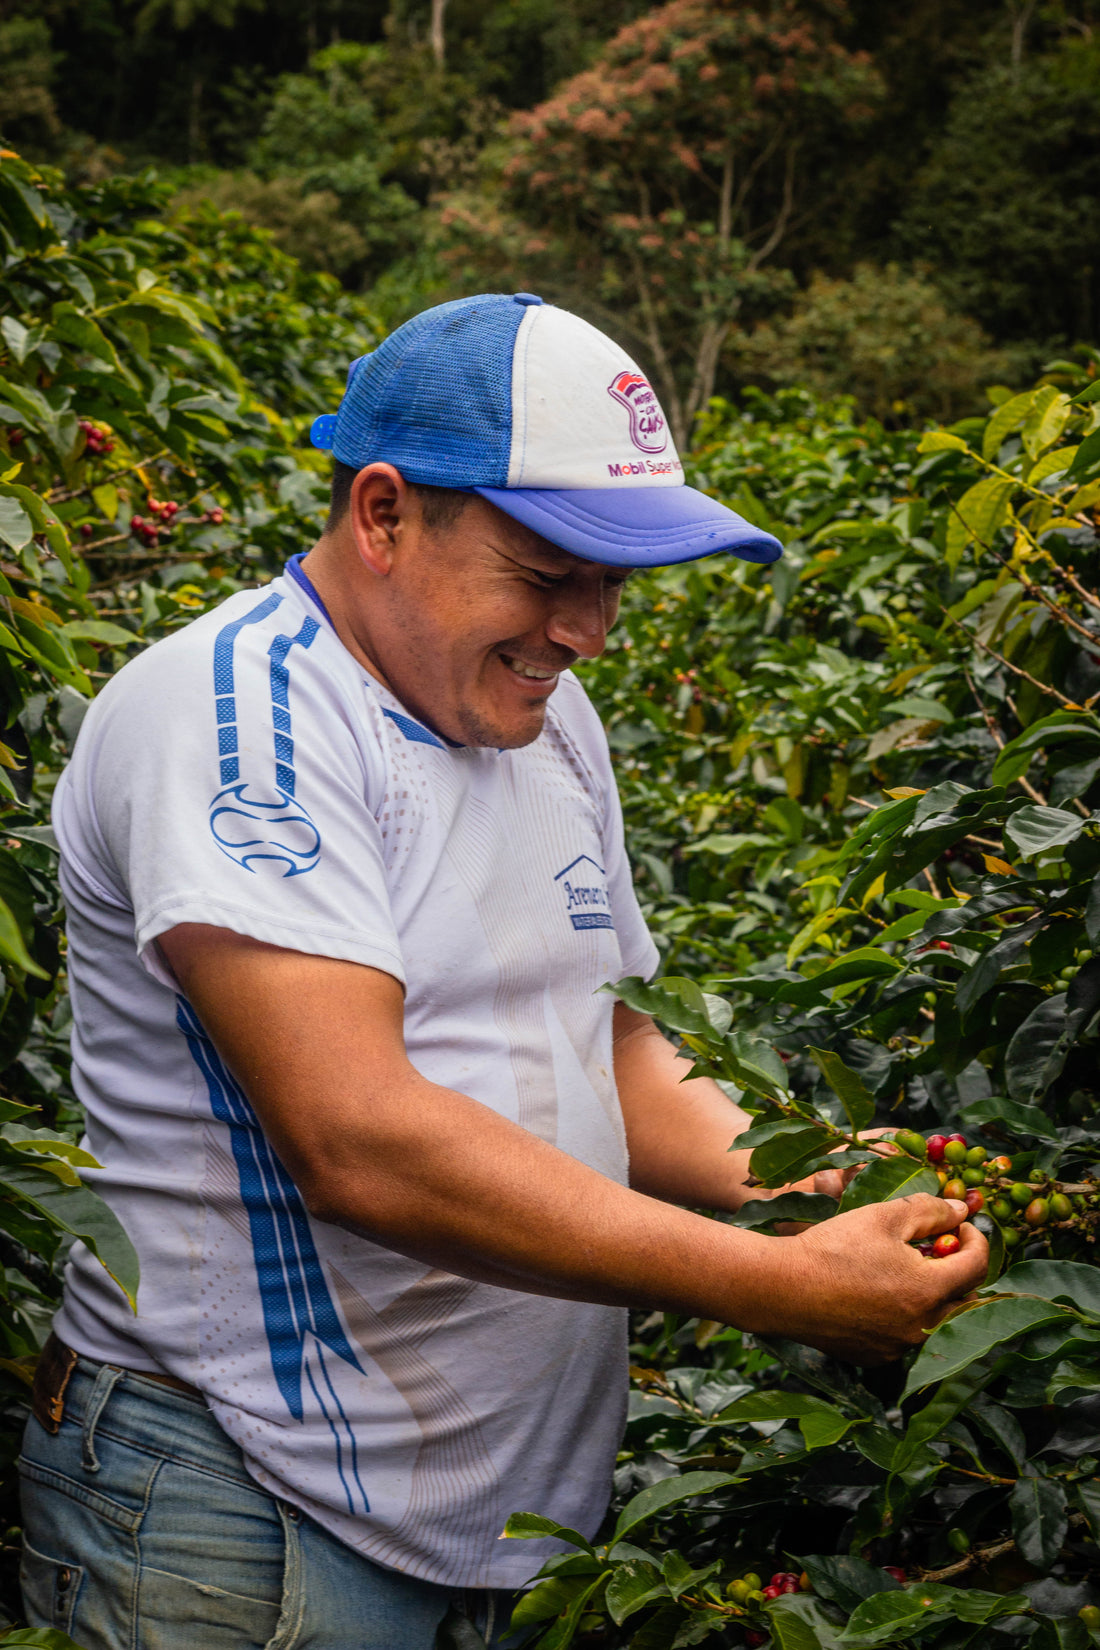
top-left (56, 600), bottom-right (406, 994)
top-left (556, 674), bottom-right (660, 983)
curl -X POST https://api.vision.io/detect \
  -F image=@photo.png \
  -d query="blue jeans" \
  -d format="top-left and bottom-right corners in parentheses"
top-left (18, 1355), bottom-right (525, 1649)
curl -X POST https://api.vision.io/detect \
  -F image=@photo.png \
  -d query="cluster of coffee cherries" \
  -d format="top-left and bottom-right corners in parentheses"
top-left (893, 1129), bottom-right (1086, 1252)
top-left (726, 1569), bottom-right (813, 1643)
top-left (129, 496), bottom-right (181, 547)
top-left (78, 419), bottom-right (115, 457)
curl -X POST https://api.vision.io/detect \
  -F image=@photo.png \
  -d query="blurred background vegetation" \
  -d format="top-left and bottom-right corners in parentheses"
top-left (3, 0), bottom-right (1099, 422)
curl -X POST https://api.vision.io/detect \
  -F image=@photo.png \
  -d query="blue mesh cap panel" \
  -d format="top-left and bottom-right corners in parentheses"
top-left (331, 294), bottom-right (524, 487)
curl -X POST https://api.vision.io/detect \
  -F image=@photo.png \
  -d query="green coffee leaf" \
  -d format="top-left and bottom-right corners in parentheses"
top-left (837, 1154), bottom-right (939, 1212)
top-left (1009, 1474), bottom-right (1068, 1568)
top-left (1005, 805), bottom-right (1085, 860)
top-left (726, 1193), bottom-right (838, 1230)
top-left (902, 1296), bottom-right (1072, 1398)
top-left (806, 1047), bottom-right (874, 1133)
top-left (0, 1164), bottom-right (138, 1309)
top-left (605, 1561), bottom-right (668, 1625)
top-left (611, 1472), bottom-right (741, 1546)
top-left (981, 1260), bottom-right (1100, 1320)
top-left (502, 1514), bottom-right (594, 1549)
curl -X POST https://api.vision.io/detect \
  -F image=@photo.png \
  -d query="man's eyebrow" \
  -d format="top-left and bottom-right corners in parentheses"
top-left (488, 540), bottom-right (634, 578)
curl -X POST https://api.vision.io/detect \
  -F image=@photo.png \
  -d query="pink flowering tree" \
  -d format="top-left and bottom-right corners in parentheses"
top-left (440, 0), bottom-right (880, 448)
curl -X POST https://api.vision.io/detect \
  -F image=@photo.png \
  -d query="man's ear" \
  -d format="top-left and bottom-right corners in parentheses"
top-left (349, 464), bottom-right (411, 576)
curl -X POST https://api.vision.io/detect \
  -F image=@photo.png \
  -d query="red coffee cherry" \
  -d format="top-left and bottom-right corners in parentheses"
top-left (932, 1233), bottom-right (961, 1258)
top-left (927, 1135), bottom-right (947, 1162)
top-left (883, 1566), bottom-right (907, 1584)
top-left (964, 1189), bottom-right (984, 1215)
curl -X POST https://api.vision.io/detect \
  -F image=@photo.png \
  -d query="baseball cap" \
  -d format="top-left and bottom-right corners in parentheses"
top-left (310, 292), bottom-right (782, 569)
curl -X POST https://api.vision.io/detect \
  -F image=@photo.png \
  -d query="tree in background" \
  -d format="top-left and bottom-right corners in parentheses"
top-left (898, 23), bottom-right (1100, 345)
top-left (440, 0), bottom-right (882, 448)
top-left (728, 263), bottom-right (1016, 423)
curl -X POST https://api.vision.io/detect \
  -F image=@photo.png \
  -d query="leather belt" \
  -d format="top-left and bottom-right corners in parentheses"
top-left (32, 1331), bottom-right (202, 1434)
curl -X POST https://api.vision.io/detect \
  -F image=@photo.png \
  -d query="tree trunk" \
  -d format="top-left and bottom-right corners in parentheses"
top-left (430, 0), bottom-right (448, 69)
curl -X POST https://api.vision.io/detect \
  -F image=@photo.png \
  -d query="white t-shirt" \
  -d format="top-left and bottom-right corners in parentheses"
top-left (51, 556), bottom-right (659, 1588)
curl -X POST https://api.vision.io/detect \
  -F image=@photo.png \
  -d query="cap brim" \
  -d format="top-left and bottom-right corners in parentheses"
top-left (471, 484), bottom-right (782, 568)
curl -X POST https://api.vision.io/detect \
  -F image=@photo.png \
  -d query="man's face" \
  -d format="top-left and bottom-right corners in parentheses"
top-left (363, 496), bottom-right (633, 749)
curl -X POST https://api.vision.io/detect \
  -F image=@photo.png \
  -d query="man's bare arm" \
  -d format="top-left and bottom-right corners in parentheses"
top-left (158, 924), bottom-right (987, 1364)
top-left (612, 1002), bottom-right (861, 1208)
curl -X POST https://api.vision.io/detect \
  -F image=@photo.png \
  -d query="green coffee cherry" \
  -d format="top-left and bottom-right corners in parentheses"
top-left (961, 1167), bottom-right (985, 1187)
top-left (946, 1527), bottom-right (971, 1554)
top-left (1029, 1168), bottom-right (1047, 1184)
top-left (943, 1140), bottom-right (968, 1165)
top-left (1003, 1228), bottom-right (1023, 1249)
top-left (1050, 1193), bottom-right (1073, 1221)
top-left (894, 1129), bottom-right (927, 1159)
top-left (965, 1146), bottom-right (987, 1167)
top-left (743, 1574), bottom-right (762, 1593)
top-left (1079, 1605), bottom-right (1100, 1631)
top-left (990, 1197), bottom-right (1014, 1222)
top-left (1010, 1182), bottom-right (1034, 1206)
top-left (727, 1579), bottom-right (752, 1602)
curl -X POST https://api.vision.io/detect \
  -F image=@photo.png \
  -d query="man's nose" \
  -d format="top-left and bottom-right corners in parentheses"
top-left (546, 593), bottom-right (609, 659)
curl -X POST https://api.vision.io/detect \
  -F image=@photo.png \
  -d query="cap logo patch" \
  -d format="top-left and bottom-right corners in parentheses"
top-left (607, 370), bottom-right (668, 454)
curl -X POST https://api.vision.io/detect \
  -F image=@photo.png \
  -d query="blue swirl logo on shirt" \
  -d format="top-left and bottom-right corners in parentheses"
top-left (209, 782), bottom-right (321, 878)
top-left (208, 594), bottom-right (323, 876)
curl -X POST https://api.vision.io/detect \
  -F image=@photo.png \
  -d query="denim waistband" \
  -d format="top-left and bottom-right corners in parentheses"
top-left (53, 1355), bottom-right (258, 1491)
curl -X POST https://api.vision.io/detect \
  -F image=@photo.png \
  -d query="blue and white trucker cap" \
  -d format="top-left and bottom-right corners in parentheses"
top-left (310, 292), bottom-right (782, 569)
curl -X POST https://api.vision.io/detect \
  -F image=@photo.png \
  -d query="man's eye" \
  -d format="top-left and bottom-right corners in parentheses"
top-left (531, 571), bottom-right (566, 588)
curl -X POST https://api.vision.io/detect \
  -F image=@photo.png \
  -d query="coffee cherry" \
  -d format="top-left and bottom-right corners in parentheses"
top-left (927, 1135), bottom-right (948, 1163)
top-left (961, 1167), bottom-right (985, 1187)
top-left (762, 1584), bottom-right (782, 1600)
top-left (964, 1189), bottom-right (984, 1215)
top-left (894, 1130), bottom-right (927, 1159)
top-left (742, 1574), bottom-right (762, 1592)
top-left (883, 1566), bottom-right (907, 1584)
top-left (943, 1178), bottom-right (967, 1200)
top-left (131, 514), bottom-right (145, 530)
top-left (1079, 1605), bottom-right (1100, 1631)
top-left (946, 1133), bottom-right (966, 1146)
top-left (1029, 1168), bottom-right (1046, 1184)
top-left (933, 1232), bottom-right (961, 1258)
top-left (80, 523), bottom-right (94, 538)
top-left (965, 1145), bottom-right (987, 1167)
top-left (727, 1579), bottom-right (751, 1602)
top-left (165, 500), bottom-right (179, 516)
top-left (770, 1573), bottom-right (800, 1588)
top-left (1025, 1198), bottom-right (1049, 1227)
top-left (1003, 1228), bottom-right (1023, 1249)
top-left (1010, 1182), bottom-right (1034, 1206)
top-left (1050, 1193), bottom-right (1073, 1221)
top-left (936, 1170), bottom-right (949, 1190)
top-left (944, 1140), bottom-right (968, 1165)
top-left (209, 507), bottom-right (225, 524)
top-left (746, 1633), bottom-right (767, 1648)
top-left (798, 1573), bottom-right (812, 1593)
top-left (990, 1155), bottom-right (1013, 1174)
top-left (916, 1240), bottom-right (936, 1255)
top-left (947, 1527), bottom-right (970, 1554)
top-left (990, 1197), bottom-right (1014, 1221)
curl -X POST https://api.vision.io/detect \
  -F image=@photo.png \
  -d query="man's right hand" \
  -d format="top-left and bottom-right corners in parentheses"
top-left (752, 1195), bottom-right (988, 1365)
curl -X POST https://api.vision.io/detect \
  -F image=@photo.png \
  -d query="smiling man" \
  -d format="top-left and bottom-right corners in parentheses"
top-left (22, 294), bottom-right (985, 1650)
